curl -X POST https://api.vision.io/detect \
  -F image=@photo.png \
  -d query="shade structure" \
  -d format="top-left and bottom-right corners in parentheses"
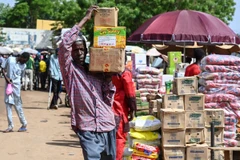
top-left (21, 48), bottom-right (38, 55)
top-left (0, 47), bottom-right (13, 55)
top-left (146, 48), bottom-right (161, 56)
top-left (127, 10), bottom-right (240, 45)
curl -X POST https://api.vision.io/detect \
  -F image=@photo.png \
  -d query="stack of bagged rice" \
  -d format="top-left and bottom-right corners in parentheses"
top-left (199, 54), bottom-right (240, 147)
top-left (123, 115), bottom-right (161, 160)
top-left (135, 66), bottom-right (162, 108)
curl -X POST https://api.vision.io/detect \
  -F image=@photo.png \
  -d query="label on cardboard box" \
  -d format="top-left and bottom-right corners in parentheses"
top-left (163, 94), bottom-right (184, 110)
top-left (161, 109), bottom-right (185, 130)
top-left (163, 147), bottom-right (185, 160)
top-left (89, 47), bottom-right (125, 73)
top-left (205, 127), bottom-right (224, 145)
top-left (185, 94), bottom-right (205, 111)
top-left (205, 109), bottom-right (225, 127)
top-left (162, 130), bottom-right (185, 146)
top-left (186, 145), bottom-right (209, 160)
top-left (94, 7), bottom-right (118, 27)
top-left (185, 129), bottom-right (205, 144)
top-left (185, 111), bottom-right (204, 128)
top-left (93, 26), bottom-right (126, 48)
top-left (173, 77), bottom-right (198, 95)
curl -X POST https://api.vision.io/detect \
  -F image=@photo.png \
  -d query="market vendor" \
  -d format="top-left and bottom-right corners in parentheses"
top-left (185, 48), bottom-right (205, 77)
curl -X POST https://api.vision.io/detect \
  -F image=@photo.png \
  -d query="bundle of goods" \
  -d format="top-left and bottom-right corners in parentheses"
top-left (124, 115), bottom-right (161, 160)
top-left (135, 66), bottom-right (162, 98)
top-left (89, 7), bottom-right (126, 73)
top-left (199, 54), bottom-right (240, 147)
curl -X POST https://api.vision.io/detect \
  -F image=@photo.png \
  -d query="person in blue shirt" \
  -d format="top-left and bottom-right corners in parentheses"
top-left (49, 49), bottom-right (62, 109)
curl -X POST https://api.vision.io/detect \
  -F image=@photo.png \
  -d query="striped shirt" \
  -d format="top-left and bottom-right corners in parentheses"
top-left (58, 25), bottom-right (116, 132)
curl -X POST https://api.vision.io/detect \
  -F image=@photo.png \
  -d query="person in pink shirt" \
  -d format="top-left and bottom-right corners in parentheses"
top-left (58, 6), bottom-right (116, 160)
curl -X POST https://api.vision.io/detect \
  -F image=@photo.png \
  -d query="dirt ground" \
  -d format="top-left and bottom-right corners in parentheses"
top-left (0, 78), bottom-right (84, 160)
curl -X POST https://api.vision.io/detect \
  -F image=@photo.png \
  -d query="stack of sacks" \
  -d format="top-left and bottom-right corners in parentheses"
top-left (127, 115), bottom-right (161, 160)
top-left (135, 66), bottom-right (162, 102)
top-left (199, 54), bottom-right (240, 147)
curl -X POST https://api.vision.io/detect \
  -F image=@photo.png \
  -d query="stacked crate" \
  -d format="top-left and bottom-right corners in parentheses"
top-left (160, 76), bottom-right (210, 160)
top-left (89, 7), bottom-right (126, 73)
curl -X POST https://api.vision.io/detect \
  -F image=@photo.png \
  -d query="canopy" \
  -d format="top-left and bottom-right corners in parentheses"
top-left (128, 10), bottom-right (240, 45)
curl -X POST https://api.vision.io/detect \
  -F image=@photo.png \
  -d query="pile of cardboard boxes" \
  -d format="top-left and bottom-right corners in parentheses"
top-left (159, 76), bottom-right (225, 160)
top-left (89, 7), bottom-right (126, 73)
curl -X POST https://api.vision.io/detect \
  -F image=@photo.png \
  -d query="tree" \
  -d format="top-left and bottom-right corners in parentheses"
top-left (71, 0), bottom-right (236, 43)
top-left (0, 0), bottom-right (236, 39)
top-left (5, 2), bottom-right (29, 28)
top-left (0, 27), bottom-right (6, 45)
top-left (0, 3), bottom-right (12, 26)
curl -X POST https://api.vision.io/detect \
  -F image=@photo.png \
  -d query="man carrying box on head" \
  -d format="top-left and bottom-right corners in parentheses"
top-left (58, 5), bottom-right (116, 160)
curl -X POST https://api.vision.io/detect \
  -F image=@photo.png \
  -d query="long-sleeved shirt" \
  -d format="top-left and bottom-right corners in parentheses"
top-left (58, 25), bottom-right (116, 132)
top-left (49, 53), bottom-right (62, 81)
top-left (2, 57), bottom-right (26, 105)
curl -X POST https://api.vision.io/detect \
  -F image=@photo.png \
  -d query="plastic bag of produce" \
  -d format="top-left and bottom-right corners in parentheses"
top-left (134, 115), bottom-right (161, 132)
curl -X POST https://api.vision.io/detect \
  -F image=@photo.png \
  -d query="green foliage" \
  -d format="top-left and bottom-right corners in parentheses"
top-left (0, 3), bottom-right (11, 26)
top-left (0, 0), bottom-right (237, 42)
top-left (6, 2), bottom-right (29, 28)
top-left (0, 27), bottom-right (6, 44)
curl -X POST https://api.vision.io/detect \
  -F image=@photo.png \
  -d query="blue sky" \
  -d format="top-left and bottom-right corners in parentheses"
top-left (1, 0), bottom-right (239, 33)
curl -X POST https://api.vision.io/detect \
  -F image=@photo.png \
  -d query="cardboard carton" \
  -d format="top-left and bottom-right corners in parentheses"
top-left (161, 109), bottom-right (185, 130)
top-left (89, 47), bottom-right (125, 73)
top-left (207, 150), bottom-right (224, 160)
top-left (94, 7), bottom-right (118, 27)
top-left (185, 111), bottom-right (205, 128)
top-left (186, 144), bottom-right (209, 160)
top-left (185, 94), bottom-right (205, 111)
top-left (163, 94), bottom-right (184, 110)
top-left (93, 26), bottom-right (126, 48)
top-left (205, 109), bottom-right (225, 127)
top-left (205, 127), bottom-right (224, 146)
top-left (185, 129), bottom-right (205, 144)
top-left (162, 130), bottom-right (185, 147)
top-left (163, 147), bottom-right (185, 160)
top-left (173, 76), bottom-right (198, 95)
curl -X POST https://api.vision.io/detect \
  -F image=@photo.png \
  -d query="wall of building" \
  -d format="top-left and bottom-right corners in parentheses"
top-left (2, 27), bottom-right (51, 49)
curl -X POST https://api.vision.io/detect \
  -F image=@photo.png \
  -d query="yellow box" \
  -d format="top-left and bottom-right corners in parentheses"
top-left (163, 94), bottom-right (184, 110)
top-left (94, 7), bottom-right (118, 27)
top-left (161, 109), bottom-right (185, 130)
top-left (93, 26), bottom-right (126, 48)
top-left (89, 47), bottom-right (125, 73)
top-left (162, 130), bottom-right (185, 147)
top-left (185, 111), bottom-right (205, 128)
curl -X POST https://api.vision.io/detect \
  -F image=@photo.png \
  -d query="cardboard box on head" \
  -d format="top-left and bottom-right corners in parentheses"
top-left (94, 7), bottom-right (119, 27)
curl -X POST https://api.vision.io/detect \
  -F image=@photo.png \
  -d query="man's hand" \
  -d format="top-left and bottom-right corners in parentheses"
top-left (78, 5), bottom-right (99, 29)
top-left (6, 77), bottom-right (12, 84)
top-left (128, 110), bottom-right (134, 121)
top-left (85, 5), bottom-right (99, 20)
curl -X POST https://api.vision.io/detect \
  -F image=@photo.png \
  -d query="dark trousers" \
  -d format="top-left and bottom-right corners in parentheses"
top-left (50, 78), bottom-right (61, 107)
top-left (76, 129), bottom-right (116, 160)
top-left (40, 72), bottom-right (47, 89)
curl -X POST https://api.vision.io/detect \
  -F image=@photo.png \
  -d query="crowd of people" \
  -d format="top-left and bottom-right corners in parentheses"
top-left (0, 5), bottom-right (138, 160)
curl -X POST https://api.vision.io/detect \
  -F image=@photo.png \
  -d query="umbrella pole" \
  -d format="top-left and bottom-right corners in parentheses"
top-left (183, 42), bottom-right (186, 63)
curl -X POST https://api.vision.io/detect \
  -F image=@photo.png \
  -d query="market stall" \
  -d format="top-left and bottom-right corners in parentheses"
top-left (125, 9), bottom-right (240, 160)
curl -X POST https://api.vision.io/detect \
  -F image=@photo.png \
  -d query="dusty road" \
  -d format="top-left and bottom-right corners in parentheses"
top-left (0, 78), bottom-right (84, 160)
